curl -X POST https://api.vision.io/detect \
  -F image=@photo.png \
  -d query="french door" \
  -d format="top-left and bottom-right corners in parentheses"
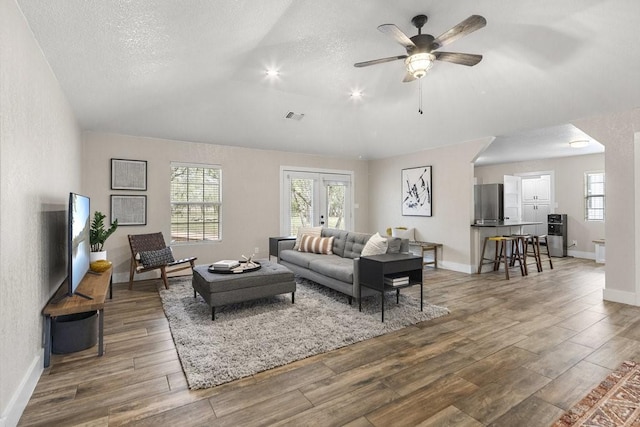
top-left (281, 169), bottom-right (353, 236)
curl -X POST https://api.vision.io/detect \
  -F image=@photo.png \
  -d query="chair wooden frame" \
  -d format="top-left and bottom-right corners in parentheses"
top-left (128, 232), bottom-right (197, 289)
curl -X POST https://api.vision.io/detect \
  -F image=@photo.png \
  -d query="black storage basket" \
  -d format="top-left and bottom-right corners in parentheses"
top-left (51, 311), bottom-right (98, 354)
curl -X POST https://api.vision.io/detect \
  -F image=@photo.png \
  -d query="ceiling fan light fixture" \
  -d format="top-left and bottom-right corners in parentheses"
top-left (405, 53), bottom-right (435, 79)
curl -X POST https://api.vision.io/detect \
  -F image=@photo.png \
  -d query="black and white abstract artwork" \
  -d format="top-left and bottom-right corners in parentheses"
top-left (402, 166), bottom-right (432, 217)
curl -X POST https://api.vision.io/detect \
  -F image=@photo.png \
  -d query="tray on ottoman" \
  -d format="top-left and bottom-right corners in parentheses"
top-left (192, 260), bottom-right (296, 320)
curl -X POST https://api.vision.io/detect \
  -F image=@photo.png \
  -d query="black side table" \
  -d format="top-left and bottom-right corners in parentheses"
top-left (268, 236), bottom-right (296, 260)
top-left (359, 253), bottom-right (423, 322)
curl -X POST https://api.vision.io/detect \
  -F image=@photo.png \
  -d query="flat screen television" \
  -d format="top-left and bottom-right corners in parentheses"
top-left (68, 192), bottom-right (91, 298)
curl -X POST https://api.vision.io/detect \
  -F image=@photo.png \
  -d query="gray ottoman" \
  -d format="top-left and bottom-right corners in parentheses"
top-left (192, 260), bottom-right (296, 320)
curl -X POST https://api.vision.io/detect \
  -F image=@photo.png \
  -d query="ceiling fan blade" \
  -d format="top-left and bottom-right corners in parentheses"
top-left (402, 72), bottom-right (417, 83)
top-left (432, 15), bottom-right (486, 49)
top-left (434, 51), bottom-right (483, 66)
top-left (354, 55), bottom-right (407, 68)
top-left (378, 24), bottom-right (416, 49)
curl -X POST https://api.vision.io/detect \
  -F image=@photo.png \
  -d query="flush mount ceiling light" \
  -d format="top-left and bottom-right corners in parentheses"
top-left (265, 68), bottom-right (279, 77)
top-left (405, 52), bottom-right (435, 79)
top-left (569, 140), bottom-right (589, 148)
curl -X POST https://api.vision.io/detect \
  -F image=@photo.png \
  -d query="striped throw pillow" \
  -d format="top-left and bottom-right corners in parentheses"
top-left (298, 234), bottom-right (334, 254)
top-left (292, 226), bottom-right (322, 250)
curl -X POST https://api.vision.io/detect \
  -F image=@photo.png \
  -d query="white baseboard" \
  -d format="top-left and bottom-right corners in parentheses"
top-left (113, 270), bottom-right (159, 284)
top-left (439, 261), bottom-right (474, 274)
top-left (112, 271), bottom-right (129, 284)
top-left (603, 288), bottom-right (640, 306)
top-left (568, 250), bottom-right (595, 260)
top-left (1, 352), bottom-right (43, 427)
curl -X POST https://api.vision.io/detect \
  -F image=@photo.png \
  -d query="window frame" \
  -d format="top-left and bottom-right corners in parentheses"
top-left (170, 162), bottom-right (222, 244)
top-left (584, 171), bottom-right (605, 222)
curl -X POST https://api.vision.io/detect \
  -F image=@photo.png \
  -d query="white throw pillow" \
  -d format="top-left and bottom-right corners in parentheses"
top-left (292, 226), bottom-right (322, 250)
top-left (391, 227), bottom-right (415, 241)
top-left (361, 232), bottom-right (388, 257)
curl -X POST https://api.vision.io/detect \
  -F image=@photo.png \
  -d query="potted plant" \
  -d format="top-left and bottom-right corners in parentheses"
top-left (90, 211), bottom-right (118, 261)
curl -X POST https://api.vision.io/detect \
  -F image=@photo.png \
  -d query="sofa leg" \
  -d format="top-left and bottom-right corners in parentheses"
top-left (292, 292), bottom-right (295, 304)
top-left (212, 306), bottom-right (215, 321)
top-left (348, 296), bottom-right (352, 305)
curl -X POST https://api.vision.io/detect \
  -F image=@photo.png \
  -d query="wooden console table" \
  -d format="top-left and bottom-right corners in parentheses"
top-left (42, 267), bottom-right (112, 367)
top-left (410, 241), bottom-right (443, 268)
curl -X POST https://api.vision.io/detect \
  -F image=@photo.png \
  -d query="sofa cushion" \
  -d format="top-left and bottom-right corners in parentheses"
top-left (298, 235), bottom-right (334, 254)
top-left (292, 226), bottom-right (322, 250)
top-left (279, 249), bottom-right (321, 269)
top-left (361, 232), bottom-right (388, 256)
top-left (343, 232), bottom-right (372, 259)
top-left (321, 228), bottom-right (348, 257)
top-left (308, 256), bottom-right (354, 284)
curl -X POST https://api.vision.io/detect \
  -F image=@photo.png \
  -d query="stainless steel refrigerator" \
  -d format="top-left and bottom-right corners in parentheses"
top-left (474, 184), bottom-right (504, 223)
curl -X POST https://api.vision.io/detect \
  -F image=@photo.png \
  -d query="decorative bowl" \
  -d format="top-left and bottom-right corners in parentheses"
top-left (90, 260), bottom-right (112, 273)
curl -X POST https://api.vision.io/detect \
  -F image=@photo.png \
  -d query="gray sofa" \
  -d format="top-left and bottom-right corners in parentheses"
top-left (277, 228), bottom-right (409, 304)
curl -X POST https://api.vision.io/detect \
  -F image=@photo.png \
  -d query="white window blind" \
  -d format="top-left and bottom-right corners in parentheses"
top-left (585, 172), bottom-right (605, 221)
top-left (170, 163), bottom-right (222, 242)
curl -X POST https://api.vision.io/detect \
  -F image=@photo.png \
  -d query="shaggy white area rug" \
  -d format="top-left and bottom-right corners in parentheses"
top-left (159, 277), bottom-right (449, 389)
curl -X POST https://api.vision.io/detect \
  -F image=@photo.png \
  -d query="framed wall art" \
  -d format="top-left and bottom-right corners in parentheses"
top-left (401, 166), bottom-right (432, 217)
top-left (111, 195), bottom-right (147, 226)
top-left (111, 158), bottom-right (147, 191)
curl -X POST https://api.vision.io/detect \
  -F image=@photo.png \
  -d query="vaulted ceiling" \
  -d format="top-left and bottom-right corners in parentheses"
top-left (16, 0), bottom-right (640, 159)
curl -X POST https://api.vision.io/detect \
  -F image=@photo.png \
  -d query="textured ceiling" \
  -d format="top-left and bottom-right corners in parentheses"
top-left (16, 0), bottom-right (640, 160)
top-left (475, 124), bottom-right (605, 166)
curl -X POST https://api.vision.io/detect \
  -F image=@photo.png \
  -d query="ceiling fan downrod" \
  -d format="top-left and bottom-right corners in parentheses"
top-left (411, 14), bottom-right (428, 35)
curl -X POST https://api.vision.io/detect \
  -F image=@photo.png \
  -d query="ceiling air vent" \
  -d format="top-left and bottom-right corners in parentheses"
top-left (285, 111), bottom-right (305, 121)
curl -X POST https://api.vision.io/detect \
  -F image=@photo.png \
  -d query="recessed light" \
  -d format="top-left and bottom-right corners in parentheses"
top-left (569, 140), bottom-right (589, 148)
top-left (350, 90), bottom-right (363, 98)
top-left (265, 68), bottom-right (279, 77)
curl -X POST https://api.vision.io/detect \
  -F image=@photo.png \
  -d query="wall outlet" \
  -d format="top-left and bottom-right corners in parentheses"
top-left (254, 247), bottom-right (259, 254)
top-left (572, 240), bottom-right (577, 246)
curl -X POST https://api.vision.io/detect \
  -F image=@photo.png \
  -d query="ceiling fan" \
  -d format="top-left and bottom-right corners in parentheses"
top-left (354, 14), bottom-right (487, 82)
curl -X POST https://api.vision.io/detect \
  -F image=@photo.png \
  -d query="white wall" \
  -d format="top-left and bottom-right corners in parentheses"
top-left (0, 1), bottom-right (82, 425)
top-left (574, 111), bottom-right (640, 304)
top-left (474, 153), bottom-right (605, 257)
top-left (82, 132), bottom-right (369, 283)
top-left (368, 138), bottom-right (490, 273)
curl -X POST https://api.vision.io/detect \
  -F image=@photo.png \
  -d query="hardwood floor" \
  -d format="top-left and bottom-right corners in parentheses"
top-left (20, 257), bottom-right (640, 426)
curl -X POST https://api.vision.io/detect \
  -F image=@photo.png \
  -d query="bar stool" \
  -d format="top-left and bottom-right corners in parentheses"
top-left (537, 234), bottom-right (554, 270)
top-left (526, 234), bottom-right (553, 271)
top-left (478, 236), bottom-right (525, 279)
top-left (524, 235), bottom-right (543, 272)
top-left (478, 235), bottom-right (499, 274)
top-left (509, 235), bottom-right (530, 276)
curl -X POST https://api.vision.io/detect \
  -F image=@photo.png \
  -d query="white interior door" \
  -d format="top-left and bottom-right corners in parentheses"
top-left (503, 175), bottom-right (522, 221)
top-left (281, 169), bottom-right (352, 235)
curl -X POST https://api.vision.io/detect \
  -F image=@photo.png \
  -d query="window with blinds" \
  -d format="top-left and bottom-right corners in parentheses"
top-left (170, 163), bottom-right (222, 242)
top-left (585, 171), bottom-right (605, 221)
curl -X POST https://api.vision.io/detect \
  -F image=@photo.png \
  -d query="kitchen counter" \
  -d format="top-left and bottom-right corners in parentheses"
top-left (470, 221), bottom-right (542, 273)
top-left (471, 221), bottom-right (542, 227)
